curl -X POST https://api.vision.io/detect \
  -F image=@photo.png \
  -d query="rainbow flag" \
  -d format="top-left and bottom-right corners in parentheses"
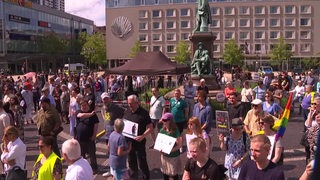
top-left (274, 92), bottom-right (293, 142)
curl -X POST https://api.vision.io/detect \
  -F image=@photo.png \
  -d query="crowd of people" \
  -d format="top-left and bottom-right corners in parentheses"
top-left (0, 69), bottom-right (316, 179)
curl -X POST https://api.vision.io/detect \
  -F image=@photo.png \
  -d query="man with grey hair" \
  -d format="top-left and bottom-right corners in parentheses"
top-left (62, 138), bottom-right (93, 180)
top-left (123, 94), bottom-right (153, 180)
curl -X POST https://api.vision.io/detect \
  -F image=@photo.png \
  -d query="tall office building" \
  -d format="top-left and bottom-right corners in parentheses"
top-left (106, 0), bottom-right (320, 69)
top-left (29, 0), bottom-right (64, 11)
top-left (0, 0), bottom-right (93, 73)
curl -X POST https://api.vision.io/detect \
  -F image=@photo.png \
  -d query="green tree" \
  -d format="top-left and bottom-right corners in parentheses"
top-left (37, 33), bottom-right (67, 54)
top-left (301, 57), bottom-right (320, 70)
top-left (129, 41), bottom-right (144, 58)
top-left (173, 41), bottom-right (191, 64)
top-left (223, 39), bottom-right (244, 65)
top-left (269, 36), bottom-right (293, 71)
top-left (81, 32), bottom-right (106, 66)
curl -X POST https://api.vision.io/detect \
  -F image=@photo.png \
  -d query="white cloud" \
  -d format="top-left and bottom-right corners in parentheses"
top-left (65, 0), bottom-right (105, 26)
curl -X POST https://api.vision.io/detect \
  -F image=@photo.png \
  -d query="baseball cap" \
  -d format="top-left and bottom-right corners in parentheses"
top-left (161, 113), bottom-right (173, 120)
top-left (251, 99), bottom-right (263, 105)
top-left (231, 118), bottom-right (244, 127)
top-left (101, 92), bottom-right (110, 99)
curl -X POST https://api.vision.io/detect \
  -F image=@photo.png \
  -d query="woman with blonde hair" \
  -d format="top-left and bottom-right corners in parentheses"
top-left (186, 117), bottom-right (210, 158)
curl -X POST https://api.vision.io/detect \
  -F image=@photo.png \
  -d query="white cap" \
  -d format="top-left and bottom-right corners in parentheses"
top-left (101, 92), bottom-right (110, 99)
top-left (251, 99), bottom-right (263, 105)
top-left (200, 78), bottom-right (205, 82)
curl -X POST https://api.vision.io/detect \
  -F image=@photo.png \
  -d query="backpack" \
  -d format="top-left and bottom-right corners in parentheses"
top-left (226, 131), bottom-right (247, 151)
top-left (6, 166), bottom-right (27, 180)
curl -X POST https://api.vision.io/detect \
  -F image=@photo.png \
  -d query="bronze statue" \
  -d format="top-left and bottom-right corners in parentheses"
top-left (194, 0), bottom-right (212, 32)
top-left (191, 42), bottom-right (212, 76)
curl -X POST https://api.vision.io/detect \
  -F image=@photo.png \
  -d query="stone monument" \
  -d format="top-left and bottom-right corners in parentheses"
top-left (189, 0), bottom-right (218, 90)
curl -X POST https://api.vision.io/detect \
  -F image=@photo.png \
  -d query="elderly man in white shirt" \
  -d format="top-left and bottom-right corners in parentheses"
top-left (62, 138), bottom-right (93, 180)
top-left (290, 80), bottom-right (305, 114)
top-left (1, 126), bottom-right (26, 172)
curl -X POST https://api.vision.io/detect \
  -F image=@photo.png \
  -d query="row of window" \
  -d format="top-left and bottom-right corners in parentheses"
top-left (139, 30), bottom-right (312, 43)
top-left (139, 33), bottom-right (190, 41)
top-left (139, 17), bottom-right (311, 30)
top-left (213, 31), bottom-right (312, 40)
top-left (139, 5), bottom-right (312, 19)
top-left (213, 5), bottom-right (312, 16)
top-left (212, 18), bottom-right (311, 28)
top-left (139, 43), bottom-right (312, 54)
top-left (139, 21), bottom-right (192, 30)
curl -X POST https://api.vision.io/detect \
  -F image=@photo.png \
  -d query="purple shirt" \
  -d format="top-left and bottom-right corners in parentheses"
top-left (301, 92), bottom-right (315, 109)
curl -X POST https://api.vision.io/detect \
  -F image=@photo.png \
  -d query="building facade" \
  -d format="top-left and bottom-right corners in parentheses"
top-left (29, 0), bottom-right (64, 11)
top-left (106, 0), bottom-right (320, 69)
top-left (0, 0), bottom-right (93, 74)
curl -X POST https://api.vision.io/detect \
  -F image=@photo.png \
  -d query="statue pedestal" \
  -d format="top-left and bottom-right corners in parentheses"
top-left (191, 75), bottom-right (220, 90)
top-left (189, 32), bottom-right (219, 90)
top-left (189, 32), bottom-right (216, 59)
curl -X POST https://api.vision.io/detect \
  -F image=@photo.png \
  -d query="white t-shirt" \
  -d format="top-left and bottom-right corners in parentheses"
top-left (0, 137), bottom-right (26, 171)
top-left (241, 88), bottom-right (253, 102)
top-left (149, 95), bottom-right (166, 119)
top-left (293, 85), bottom-right (305, 97)
top-left (65, 157), bottom-right (93, 180)
top-left (267, 134), bottom-right (283, 160)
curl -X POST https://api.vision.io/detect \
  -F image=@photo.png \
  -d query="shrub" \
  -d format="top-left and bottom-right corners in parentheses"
top-left (140, 88), bottom-right (173, 102)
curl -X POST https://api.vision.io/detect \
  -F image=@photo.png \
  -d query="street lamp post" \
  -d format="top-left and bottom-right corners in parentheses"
top-left (68, 57), bottom-right (70, 75)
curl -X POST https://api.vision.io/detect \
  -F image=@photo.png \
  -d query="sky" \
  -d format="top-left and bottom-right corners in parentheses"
top-left (65, 0), bottom-right (105, 26)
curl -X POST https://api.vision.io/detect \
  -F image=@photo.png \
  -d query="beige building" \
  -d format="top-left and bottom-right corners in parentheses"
top-left (106, 0), bottom-right (320, 68)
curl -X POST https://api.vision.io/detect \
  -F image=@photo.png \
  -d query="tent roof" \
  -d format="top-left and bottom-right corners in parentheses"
top-left (106, 51), bottom-right (190, 75)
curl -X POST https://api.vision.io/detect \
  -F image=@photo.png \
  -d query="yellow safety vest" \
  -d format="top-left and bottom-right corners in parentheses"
top-left (32, 152), bottom-right (61, 180)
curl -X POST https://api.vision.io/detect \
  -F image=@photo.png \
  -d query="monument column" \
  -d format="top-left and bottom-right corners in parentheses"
top-left (189, 0), bottom-right (219, 90)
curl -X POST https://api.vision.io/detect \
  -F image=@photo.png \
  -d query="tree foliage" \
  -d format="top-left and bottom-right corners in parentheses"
top-left (129, 41), bottom-right (144, 58)
top-left (81, 33), bottom-right (106, 65)
top-left (301, 57), bottom-right (320, 70)
top-left (223, 39), bottom-right (244, 65)
top-left (269, 36), bottom-right (293, 70)
top-left (37, 34), bottom-right (67, 54)
top-left (173, 41), bottom-right (191, 64)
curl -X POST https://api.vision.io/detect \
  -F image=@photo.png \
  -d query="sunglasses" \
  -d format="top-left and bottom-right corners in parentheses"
top-left (38, 145), bottom-right (45, 148)
top-left (252, 104), bottom-right (259, 107)
top-left (162, 119), bottom-right (169, 122)
top-left (311, 103), bottom-right (318, 105)
top-left (259, 122), bottom-right (265, 125)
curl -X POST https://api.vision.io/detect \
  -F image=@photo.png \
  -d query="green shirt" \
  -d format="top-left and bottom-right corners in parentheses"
top-left (170, 98), bottom-right (187, 123)
top-left (159, 128), bottom-right (180, 157)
